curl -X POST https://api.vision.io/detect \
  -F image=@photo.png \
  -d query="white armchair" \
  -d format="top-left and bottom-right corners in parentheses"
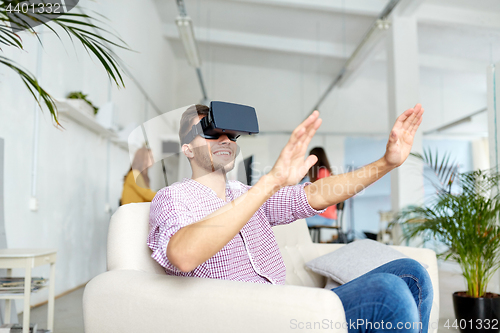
top-left (83, 203), bottom-right (439, 333)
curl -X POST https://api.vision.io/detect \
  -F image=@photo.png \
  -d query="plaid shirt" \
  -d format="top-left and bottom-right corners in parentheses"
top-left (148, 178), bottom-right (324, 285)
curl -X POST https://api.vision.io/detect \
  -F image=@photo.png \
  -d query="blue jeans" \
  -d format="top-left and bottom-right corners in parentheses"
top-left (332, 258), bottom-right (433, 333)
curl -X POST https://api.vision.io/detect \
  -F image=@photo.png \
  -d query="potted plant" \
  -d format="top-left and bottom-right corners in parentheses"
top-left (400, 150), bottom-right (500, 333)
top-left (66, 91), bottom-right (99, 117)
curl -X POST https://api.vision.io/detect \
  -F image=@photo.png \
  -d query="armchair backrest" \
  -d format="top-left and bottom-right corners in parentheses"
top-left (107, 203), bottom-right (325, 288)
top-left (107, 203), bottom-right (166, 275)
top-left (272, 220), bottom-right (325, 288)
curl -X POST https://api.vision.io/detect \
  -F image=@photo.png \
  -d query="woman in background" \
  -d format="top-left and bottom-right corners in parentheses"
top-left (121, 147), bottom-right (157, 205)
top-left (306, 147), bottom-right (337, 226)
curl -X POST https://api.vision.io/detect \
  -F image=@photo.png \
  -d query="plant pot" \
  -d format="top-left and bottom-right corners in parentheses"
top-left (65, 99), bottom-right (95, 117)
top-left (453, 291), bottom-right (500, 333)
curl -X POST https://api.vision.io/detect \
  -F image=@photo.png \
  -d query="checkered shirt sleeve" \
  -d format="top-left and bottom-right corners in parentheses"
top-left (234, 182), bottom-right (326, 227)
top-left (147, 186), bottom-right (197, 273)
top-left (262, 182), bottom-right (326, 226)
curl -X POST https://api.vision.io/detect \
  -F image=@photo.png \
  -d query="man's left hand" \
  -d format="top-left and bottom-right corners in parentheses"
top-left (384, 103), bottom-right (424, 168)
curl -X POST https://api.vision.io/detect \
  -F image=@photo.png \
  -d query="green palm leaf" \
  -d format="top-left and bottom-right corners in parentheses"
top-left (411, 148), bottom-right (459, 193)
top-left (0, 55), bottom-right (59, 124)
top-left (0, 1), bottom-right (130, 125)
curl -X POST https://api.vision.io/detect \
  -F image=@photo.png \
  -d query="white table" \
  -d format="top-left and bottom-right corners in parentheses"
top-left (0, 249), bottom-right (57, 333)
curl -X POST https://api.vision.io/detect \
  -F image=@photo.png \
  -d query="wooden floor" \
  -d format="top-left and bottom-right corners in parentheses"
top-left (19, 287), bottom-right (84, 333)
top-left (437, 269), bottom-right (465, 333)
top-left (17, 268), bottom-right (465, 333)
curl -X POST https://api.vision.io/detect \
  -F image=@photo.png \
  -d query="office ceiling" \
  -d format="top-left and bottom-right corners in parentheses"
top-left (154, 0), bottom-right (500, 137)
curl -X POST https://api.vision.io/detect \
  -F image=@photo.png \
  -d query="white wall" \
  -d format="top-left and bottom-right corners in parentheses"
top-left (420, 68), bottom-right (487, 132)
top-left (0, 0), bottom-right (176, 309)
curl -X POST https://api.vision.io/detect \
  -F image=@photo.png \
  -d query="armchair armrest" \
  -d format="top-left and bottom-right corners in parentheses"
top-left (84, 270), bottom-right (347, 333)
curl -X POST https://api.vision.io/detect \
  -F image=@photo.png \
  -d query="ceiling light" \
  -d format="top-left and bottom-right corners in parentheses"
top-left (175, 16), bottom-right (201, 68)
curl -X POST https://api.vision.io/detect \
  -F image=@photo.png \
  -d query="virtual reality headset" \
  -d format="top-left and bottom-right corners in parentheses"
top-left (181, 101), bottom-right (259, 145)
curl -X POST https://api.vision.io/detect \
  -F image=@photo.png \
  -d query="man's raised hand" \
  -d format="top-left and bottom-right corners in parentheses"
top-left (268, 111), bottom-right (322, 188)
top-left (384, 104), bottom-right (424, 168)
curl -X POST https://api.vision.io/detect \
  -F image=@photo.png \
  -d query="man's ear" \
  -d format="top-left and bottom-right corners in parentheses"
top-left (182, 144), bottom-right (194, 159)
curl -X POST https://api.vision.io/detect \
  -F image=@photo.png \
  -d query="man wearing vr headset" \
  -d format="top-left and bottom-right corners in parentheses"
top-left (148, 102), bottom-right (431, 333)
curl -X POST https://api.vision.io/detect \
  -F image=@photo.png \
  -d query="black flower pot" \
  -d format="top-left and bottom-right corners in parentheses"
top-left (453, 291), bottom-right (500, 333)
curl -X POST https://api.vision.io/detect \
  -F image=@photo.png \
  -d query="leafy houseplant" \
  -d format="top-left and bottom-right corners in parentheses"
top-left (67, 91), bottom-right (98, 115)
top-left (400, 150), bottom-right (500, 332)
top-left (0, 0), bottom-right (128, 125)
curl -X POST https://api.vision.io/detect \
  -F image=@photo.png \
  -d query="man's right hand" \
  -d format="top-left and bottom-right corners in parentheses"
top-left (267, 110), bottom-right (322, 188)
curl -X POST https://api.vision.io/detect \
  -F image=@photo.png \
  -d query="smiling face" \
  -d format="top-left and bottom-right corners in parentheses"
top-left (184, 115), bottom-right (238, 175)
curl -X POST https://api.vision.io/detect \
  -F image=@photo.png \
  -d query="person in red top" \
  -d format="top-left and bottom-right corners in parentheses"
top-left (306, 147), bottom-right (337, 226)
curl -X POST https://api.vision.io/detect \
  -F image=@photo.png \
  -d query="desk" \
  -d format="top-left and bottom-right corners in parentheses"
top-left (308, 203), bottom-right (347, 244)
top-left (0, 249), bottom-right (57, 333)
top-left (308, 225), bottom-right (348, 243)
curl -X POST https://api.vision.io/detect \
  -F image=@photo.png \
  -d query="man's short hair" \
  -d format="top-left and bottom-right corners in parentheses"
top-left (178, 104), bottom-right (209, 144)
